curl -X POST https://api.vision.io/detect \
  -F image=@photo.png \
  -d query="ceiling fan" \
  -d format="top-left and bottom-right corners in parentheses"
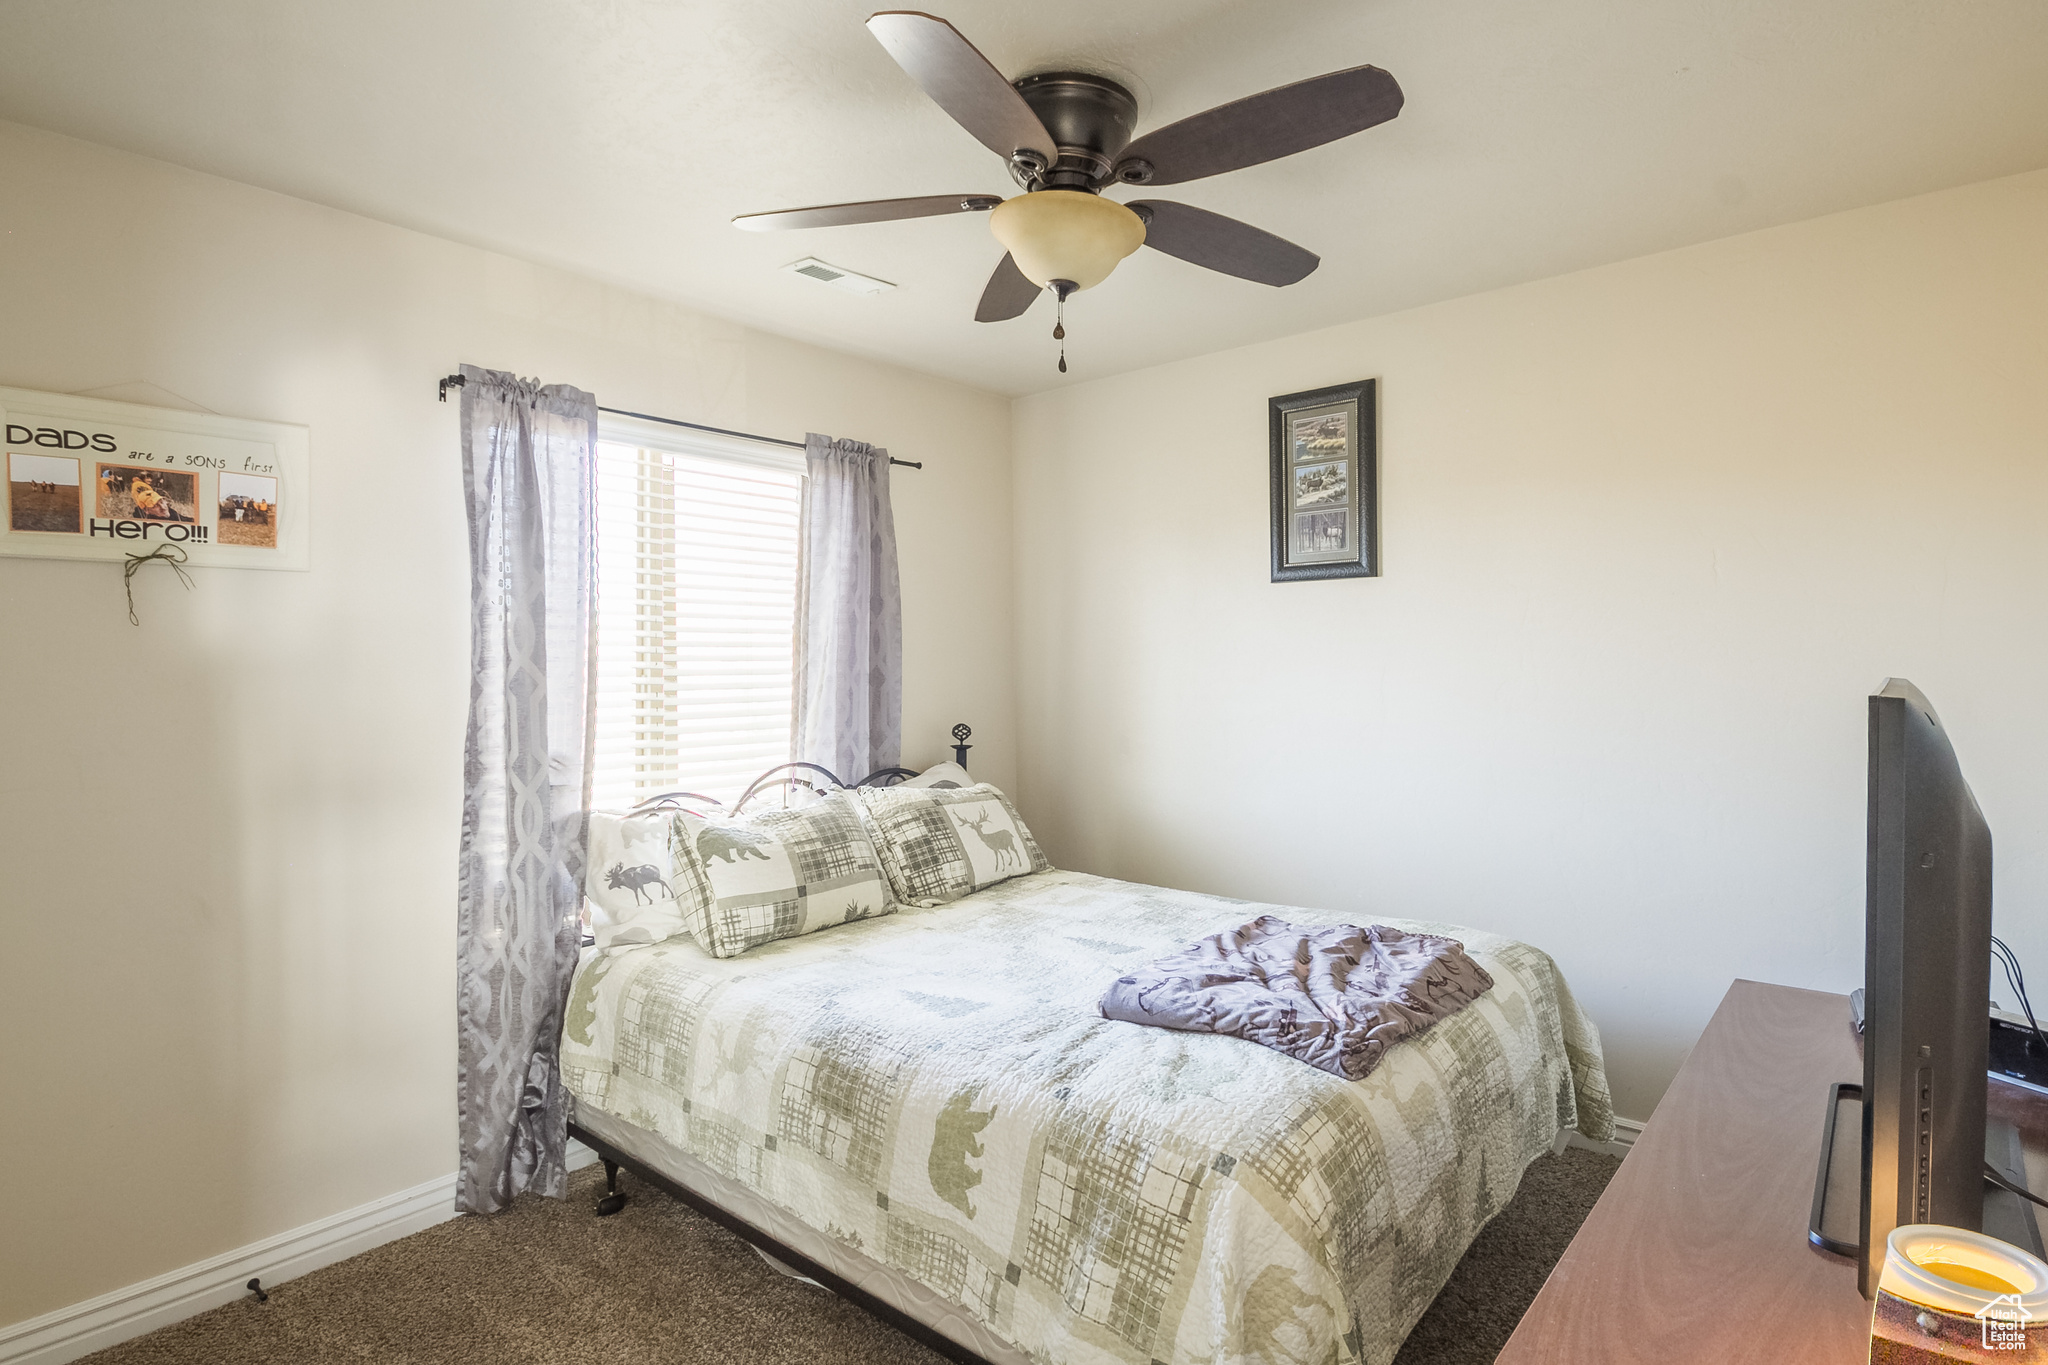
top-left (734, 11), bottom-right (1403, 370)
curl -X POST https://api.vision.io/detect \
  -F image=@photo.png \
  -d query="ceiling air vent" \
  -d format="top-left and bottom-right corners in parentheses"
top-left (781, 257), bottom-right (896, 296)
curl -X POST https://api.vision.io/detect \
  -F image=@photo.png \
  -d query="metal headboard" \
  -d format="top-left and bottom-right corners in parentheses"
top-left (627, 725), bottom-right (972, 816)
top-left (627, 763), bottom-right (918, 816)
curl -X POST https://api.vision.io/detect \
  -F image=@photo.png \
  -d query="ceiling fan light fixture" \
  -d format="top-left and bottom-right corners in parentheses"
top-left (989, 191), bottom-right (1146, 292)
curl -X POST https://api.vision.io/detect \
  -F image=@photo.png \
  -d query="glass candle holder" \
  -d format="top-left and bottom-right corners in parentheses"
top-left (1871, 1225), bottom-right (2048, 1363)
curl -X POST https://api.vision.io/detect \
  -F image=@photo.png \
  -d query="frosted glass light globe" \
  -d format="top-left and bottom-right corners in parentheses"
top-left (989, 191), bottom-right (1146, 292)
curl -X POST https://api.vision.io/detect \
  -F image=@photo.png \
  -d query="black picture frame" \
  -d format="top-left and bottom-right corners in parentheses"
top-left (1270, 378), bottom-right (1377, 582)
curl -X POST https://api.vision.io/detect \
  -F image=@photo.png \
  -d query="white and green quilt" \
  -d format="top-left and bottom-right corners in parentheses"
top-left (560, 869), bottom-right (1612, 1365)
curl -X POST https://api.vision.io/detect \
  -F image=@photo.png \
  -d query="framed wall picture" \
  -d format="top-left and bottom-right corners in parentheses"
top-left (1269, 378), bottom-right (1376, 582)
top-left (1, 386), bottom-right (309, 571)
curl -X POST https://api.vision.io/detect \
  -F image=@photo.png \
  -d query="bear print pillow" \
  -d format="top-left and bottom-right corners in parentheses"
top-left (670, 791), bottom-right (893, 958)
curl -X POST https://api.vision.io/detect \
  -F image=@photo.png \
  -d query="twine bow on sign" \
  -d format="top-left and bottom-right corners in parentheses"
top-left (123, 544), bottom-right (195, 625)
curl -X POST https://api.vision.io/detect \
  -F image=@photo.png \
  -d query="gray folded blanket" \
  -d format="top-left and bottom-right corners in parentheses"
top-left (1098, 915), bottom-right (1495, 1081)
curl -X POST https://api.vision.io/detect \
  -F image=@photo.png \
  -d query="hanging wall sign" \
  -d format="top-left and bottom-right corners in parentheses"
top-left (0, 386), bottom-right (309, 571)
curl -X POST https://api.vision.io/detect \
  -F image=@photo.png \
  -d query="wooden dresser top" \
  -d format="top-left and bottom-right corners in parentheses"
top-left (1498, 979), bottom-right (1873, 1363)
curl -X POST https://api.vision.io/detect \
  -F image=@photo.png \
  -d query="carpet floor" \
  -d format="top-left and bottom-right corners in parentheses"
top-left (81, 1147), bottom-right (1619, 1365)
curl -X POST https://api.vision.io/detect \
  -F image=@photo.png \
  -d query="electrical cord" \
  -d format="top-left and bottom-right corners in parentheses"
top-left (1985, 1161), bottom-right (2048, 1211)
top-left (1992, 935), bottom-right (2048, 1057)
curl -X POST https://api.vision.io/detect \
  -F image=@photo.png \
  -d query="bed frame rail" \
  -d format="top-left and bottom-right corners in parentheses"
top-left (568, 1120), bottom-right (995, 1365)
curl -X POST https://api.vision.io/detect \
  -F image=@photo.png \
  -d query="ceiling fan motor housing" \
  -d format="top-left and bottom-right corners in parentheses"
top-left (1013, 71), bottom-right (1138, 190)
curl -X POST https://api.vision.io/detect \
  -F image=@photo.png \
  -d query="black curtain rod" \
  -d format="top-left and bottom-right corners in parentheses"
top-left (436, 374), bottom-right (922, 469)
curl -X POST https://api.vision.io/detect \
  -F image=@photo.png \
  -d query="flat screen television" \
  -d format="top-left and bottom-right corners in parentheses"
top-left (1810, 679), bottom-right (2041, 1293)
top-left (1860, 678), bottom-right (1996, 1293)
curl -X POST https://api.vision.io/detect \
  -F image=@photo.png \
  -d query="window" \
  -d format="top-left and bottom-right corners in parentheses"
top-left (590, 416), bottom-right (803, 809)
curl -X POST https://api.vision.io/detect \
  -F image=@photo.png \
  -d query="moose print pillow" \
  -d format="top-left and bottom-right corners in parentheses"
top-left (670, 791), bottom-right (894, 958)
top-left (585, 809), bottom-right (692, 949)
top-left (855, 782), bottom-right (1050, 907)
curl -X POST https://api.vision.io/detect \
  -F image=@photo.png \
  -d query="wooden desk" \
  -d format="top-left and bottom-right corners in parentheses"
top-left (1498, 979), bottom-right (2048, 1364)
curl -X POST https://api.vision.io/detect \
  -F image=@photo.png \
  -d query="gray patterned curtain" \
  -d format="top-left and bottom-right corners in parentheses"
top-left (456, 364), bottom-right (597, 1215)
top-left (794, 434), bottom-right (903, 782)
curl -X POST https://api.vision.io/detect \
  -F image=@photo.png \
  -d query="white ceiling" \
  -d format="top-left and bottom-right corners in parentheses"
top-left (1, 0), bottom-right (2045, 396)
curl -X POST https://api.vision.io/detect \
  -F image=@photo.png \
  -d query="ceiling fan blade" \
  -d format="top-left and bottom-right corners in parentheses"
top-left (1130, 201), bottom-right (1319, 286)
top-left (975, 254), bottom-right (1041, 322)
top-left (734, 193), bottom-right (1002, 232)
top-left (867, 12), bottom-right (1057, 168)
top-left (1116, 65), bottom-right (1402, 187)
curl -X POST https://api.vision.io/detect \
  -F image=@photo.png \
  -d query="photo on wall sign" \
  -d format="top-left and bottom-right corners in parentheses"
top-left (217, 471), bottom-right (278, 548)
top-left (8, 452), bottom-right (81, 533)
top-left (97, 463), bottom-right (198, 523)
top-left (1269, 378), bottom-right (1377, 581)
top-left (2, 384), bottom-right (311, 572)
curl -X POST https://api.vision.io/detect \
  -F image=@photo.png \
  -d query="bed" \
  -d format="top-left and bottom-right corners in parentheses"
top-left (560, 774), bottom-right (1611, 1365)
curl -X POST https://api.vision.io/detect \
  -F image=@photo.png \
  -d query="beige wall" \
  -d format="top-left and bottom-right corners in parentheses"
top-left (0, 120), bottom-right (1013, 1328)
top-left (1012, 169), bottom-right (2048, 1124)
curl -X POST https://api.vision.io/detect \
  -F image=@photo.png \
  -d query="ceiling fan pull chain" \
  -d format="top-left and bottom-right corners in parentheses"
top-left (1054, 294), bottom-right (1067, 373)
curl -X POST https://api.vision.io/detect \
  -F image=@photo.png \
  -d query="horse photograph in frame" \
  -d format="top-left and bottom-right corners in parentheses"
top-left (1269, 379), bottom-right (1377, 582)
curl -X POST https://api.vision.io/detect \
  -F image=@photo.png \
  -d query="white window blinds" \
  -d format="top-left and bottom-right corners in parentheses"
top-left (591, 421), bottom-right (804, 810)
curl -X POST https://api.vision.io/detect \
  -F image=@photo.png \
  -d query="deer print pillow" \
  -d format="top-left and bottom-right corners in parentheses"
top-left (855, 782), bottom-right (1050, 907)
top-left (585, 809), bottom-right (692, 949)
top-left (670, 791), bottom-right (894, 958)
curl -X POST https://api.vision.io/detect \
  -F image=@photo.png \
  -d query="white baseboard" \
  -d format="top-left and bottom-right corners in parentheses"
top-left (1566, 1114), bottom-right (1644, 1159)
top-left (0, 1141), bottom-right (601, 1365)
